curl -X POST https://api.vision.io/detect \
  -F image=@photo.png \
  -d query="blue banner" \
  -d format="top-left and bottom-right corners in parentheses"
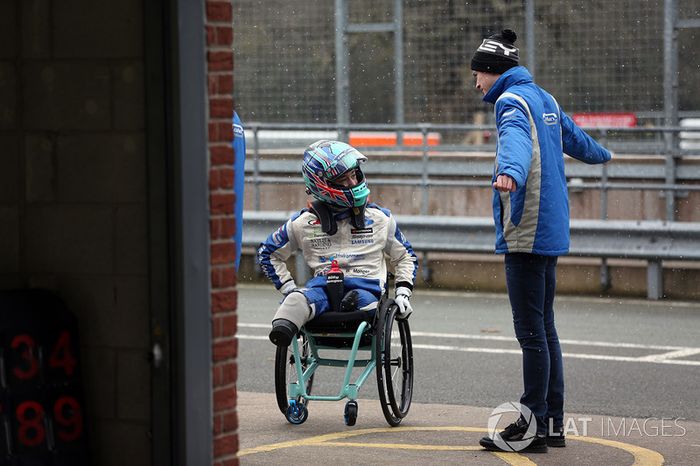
top-left (233, 111), bottom-right (246, 270)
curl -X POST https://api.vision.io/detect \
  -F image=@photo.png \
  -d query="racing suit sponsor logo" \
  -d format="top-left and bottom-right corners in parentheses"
top-left (351, 238), bottom-right (374, 245)
top-left (319, 252), bottom-right (364, 263)
top-left (309, 229), bottom-right (328, 238)
top-left (351, 267), bottom-right (371, 275)
top-left (309, 237), bottom-right (332, 250)
top-left (351, 228), bottom-right (373, 235)
top-left (543, 112), bottom-right (559, 125)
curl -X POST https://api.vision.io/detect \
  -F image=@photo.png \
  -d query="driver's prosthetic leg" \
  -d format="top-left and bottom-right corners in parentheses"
top-left (269, 292), bottom-right (314, 347)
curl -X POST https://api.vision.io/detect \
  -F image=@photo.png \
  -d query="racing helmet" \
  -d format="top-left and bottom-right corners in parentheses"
top-left (301, 140), bottom-right (370, 208)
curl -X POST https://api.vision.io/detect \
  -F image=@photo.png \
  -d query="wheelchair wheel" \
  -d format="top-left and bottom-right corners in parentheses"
top-left (375, 301), bottom-right (413, 426)
top-left (275, 333), bottom-right (314, 415)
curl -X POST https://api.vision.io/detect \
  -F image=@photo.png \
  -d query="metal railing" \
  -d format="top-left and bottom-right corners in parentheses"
top-left (242, 122), bottom-right (700, 298)
top-left (243, 211), bottom-right (700, 300)
top-left (244, 122), bottom-right (700, 220)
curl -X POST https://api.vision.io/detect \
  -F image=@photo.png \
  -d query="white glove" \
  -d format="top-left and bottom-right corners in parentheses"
top-left (394, 286), bottom-right (413, 319)
top-left (279, 280), bottom-right (297, 296)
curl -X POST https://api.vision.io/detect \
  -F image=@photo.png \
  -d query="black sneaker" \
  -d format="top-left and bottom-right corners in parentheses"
top-left (479, 417), bottom-right (548, 453)
top-left (547, 425), bottom-right (566, 447)
top-left (269, 319), bottom-right (298, 347)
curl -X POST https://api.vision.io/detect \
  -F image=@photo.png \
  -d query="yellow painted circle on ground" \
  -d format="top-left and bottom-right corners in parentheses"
top-left (238, 426), bottom-right (664, 466)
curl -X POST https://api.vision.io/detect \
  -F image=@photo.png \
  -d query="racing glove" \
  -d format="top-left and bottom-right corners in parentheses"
top-left (394, 286), bottom-right (413, 319)
top-left (279, 280), bottom-right (298, 297)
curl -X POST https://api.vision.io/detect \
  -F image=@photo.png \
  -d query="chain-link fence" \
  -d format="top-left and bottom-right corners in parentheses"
top-left (233, 0), bottom-right (699, 124)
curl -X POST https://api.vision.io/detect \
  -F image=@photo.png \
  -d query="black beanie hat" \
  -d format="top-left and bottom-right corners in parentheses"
top-left (471, 29), bottom-right (519, 74)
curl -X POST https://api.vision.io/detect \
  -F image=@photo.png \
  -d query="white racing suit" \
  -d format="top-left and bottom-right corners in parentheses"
top-left (257, 203), bottom-right (418, 328)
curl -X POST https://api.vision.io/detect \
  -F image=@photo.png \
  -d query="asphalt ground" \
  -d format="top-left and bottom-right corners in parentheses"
top-left (237, 284), bottom-right (700, 465)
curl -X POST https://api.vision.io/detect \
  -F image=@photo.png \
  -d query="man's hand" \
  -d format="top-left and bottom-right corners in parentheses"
top-left (493, 174), bottom-right (517, 192)
top-left (394, 286), bottom-right (413, 319)
top-left (279, 280), bottom-right (297, 296)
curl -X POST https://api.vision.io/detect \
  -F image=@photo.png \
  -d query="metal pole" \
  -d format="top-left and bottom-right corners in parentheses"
top-left (525, 0), bottom-right (536, 78)
top-left (420, 126), bottom-right (430, 215)
top-left (253, 125), bottom-right (261, 211)
top-left (394, 0), bottom-right (404, 144)
top-left (647, 259), bottom-right (664, 300)
top-left (663, 0), bottom-right (678, 221)
top-left (420, 126), bottom-right (431, 283)
top-left (600, 130), bottom-right (609, 220)
top-left (335, 0), bottom-right (350, 141)
top-left (599, 129), bottom-right (610, 291)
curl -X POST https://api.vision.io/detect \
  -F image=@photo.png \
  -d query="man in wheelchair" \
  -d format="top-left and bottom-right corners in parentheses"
top-left (257, 139), bottom-right (418, 347)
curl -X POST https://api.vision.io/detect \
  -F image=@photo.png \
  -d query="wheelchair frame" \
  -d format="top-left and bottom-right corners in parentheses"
top-left (274, 298), bottom-right (414, 426)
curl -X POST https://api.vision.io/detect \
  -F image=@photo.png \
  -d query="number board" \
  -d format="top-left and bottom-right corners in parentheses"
top-left (0, 290), bottom-right (89, 465)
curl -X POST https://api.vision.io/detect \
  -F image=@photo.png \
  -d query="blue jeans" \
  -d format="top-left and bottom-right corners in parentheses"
top-left (505, 253), bottom-right (564, 434)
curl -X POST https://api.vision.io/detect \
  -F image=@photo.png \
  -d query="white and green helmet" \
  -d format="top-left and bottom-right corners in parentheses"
top-left (301, 140), bottom-right (370, 208)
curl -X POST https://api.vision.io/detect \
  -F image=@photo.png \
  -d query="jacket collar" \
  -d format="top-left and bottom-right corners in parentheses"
top-left (483, 66), bottom-right (533, 104)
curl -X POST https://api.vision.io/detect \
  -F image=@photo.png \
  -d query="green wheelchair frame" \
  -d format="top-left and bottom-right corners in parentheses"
top-left (274, 296), bottom-right (414, 426)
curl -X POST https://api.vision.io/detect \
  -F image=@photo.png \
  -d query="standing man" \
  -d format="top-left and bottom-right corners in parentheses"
top-left (471, 29), bottom-right (612, 453)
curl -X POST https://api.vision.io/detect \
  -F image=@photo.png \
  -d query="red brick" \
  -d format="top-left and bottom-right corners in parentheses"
top-left (214, 432), bottom-right (238, 457)
top-left (223, 411), bottom-right (238, 431)
top-left (222, 360), bottom-right (237, 384)
top-left (211, 267), bottom-right (222, 287)
top-left (209, 168), bottom-right (220, 190)
top-left (216, 26), bottom-right (233, 46)
top-left (212, 364), bottom-right (223, 386)
top-left (213, 339), bottom-right (237, 361)
top-left (221, 218), bottom-right (236, 237)
top-left (210, 145), bottom-right (234, 165)
top-left (221, 314), bottom-right (236, 335)
top-left (209, 121), bottom-right (234, 142)
top-left (211, 243), bottom-right (235, 265)
top-left (214, 386), bottom-right (237, 410)
top-left (210, 219), bottom-right (224, 239)
top-left (208, 51), bottom-right (233, 72)
top-left (212, 289), bottom-right (237, 312)
top-left (207, 1), bottom-right (232, 22)
top-left (213, 413), bottom-right (223, 435)
top-left (211, 97), bottom-right (233, 118)
top-left (212, 264), bottom-right (236, 286)
top-left (213, 314), bottom-right (236, 338)
top-left (221, 264), bottom-right (237, 286)
top-left (206, 25), bottom-right (233, 47)
top-left (206, 25), bottom-right (216, 46)
top-left (218, 74), bottom-right (233, 94)
top-left (209, 167), bottom-right (233, 190)
top-left (222, 459), bottom-right (239, 466)
top-left (215, 167), bottom-right (234, 189)
top-left (210, 193), bottom-right (234, 214)
top-left (209, 74), bottom-right (234, 96)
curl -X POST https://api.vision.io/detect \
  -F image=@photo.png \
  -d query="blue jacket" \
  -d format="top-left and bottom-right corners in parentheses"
top-left (483, 66), bottom-right (612, 256)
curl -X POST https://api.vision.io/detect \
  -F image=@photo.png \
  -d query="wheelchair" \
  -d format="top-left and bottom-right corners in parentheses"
top-left (274, 293), bottom-right (414, 427)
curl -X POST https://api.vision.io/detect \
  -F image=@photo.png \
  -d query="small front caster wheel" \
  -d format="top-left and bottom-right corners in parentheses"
top-left (286, 399), bottom-right (308, 425)
top-left (344, 400), bottom-right (358, 426)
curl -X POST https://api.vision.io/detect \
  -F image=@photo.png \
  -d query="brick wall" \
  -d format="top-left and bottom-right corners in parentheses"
top-left (206, 1), bottom-right (239, 464)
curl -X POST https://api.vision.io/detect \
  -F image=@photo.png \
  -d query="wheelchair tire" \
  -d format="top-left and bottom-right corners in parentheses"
top-left (375, 301), bottom-right (414, 426)
top-left (274, 333), bottom-right (314, 415)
